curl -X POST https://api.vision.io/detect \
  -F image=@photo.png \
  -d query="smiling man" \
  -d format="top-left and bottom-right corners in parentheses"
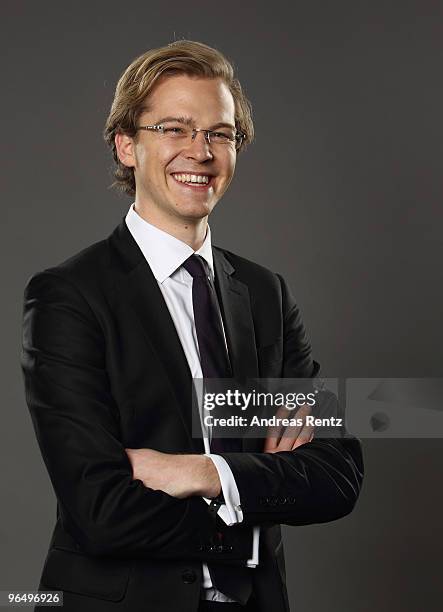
top-left (21, 40), bottom-right (364, 612)
top-left (115, 73), bottom-right (237, 248)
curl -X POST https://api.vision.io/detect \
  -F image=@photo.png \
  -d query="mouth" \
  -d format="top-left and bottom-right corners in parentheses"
top-left (170, 172), bottom-right (214, 190)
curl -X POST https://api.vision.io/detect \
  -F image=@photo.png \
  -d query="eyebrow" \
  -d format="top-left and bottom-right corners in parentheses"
top-left (154, 116), bottom-right (236, 131)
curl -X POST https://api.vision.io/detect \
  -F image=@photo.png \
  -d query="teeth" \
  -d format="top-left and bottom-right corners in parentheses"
top-left (172, 173), bottom-right (210, 184)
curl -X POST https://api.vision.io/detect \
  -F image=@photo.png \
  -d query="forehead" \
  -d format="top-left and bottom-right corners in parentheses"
top-left (141, 74), bottom-right (236, 124)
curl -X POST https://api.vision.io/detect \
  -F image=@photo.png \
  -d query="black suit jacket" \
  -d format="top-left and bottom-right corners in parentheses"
top-left (21, 218), bottom-right (364, 612)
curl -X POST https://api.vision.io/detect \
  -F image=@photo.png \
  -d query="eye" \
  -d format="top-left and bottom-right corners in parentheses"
top-left (163, 126), bottom-right (186, 136)
top-left (211, 131), bottom-right (231, 141)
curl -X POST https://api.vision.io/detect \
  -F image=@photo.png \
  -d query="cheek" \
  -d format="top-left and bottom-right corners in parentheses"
top-left (135, 146), bottom-right (171, 176)
top-left (157, 150), bottom-right (181, 183)
top-left (221, 154), bottom-right (236, 183)
top-left (134, 147), bottom-right (151, 174)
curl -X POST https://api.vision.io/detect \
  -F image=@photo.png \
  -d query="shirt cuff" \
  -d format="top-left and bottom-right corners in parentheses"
top-left (246, 526), bottom-right (260, 567)
top-left (202, 454), bottom-right (243, 525)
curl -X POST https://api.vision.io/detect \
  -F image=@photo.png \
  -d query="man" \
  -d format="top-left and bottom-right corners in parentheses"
top-left (21, 40), bottom-right (363, 612)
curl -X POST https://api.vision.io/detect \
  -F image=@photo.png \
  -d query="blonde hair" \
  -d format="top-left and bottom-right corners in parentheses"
top-left (103, 40), bottom-right (254, 197)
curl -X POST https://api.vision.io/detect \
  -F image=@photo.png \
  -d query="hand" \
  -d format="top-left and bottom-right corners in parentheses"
top-left (263, 404), bottom-right (314, 453)
top-left (125, 448), bottom-right (221, 499)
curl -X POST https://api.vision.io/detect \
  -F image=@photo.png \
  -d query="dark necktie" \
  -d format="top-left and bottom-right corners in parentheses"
top-left (182, 254), bottom-right (232, 380)
top-left (182, 254), bottom-right (240, 453)
top-left (182, 254), bottom-right (252, 605)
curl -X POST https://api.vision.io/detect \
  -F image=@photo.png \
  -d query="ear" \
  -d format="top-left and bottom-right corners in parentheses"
top-left (115, 132), bottom-right (136, 168)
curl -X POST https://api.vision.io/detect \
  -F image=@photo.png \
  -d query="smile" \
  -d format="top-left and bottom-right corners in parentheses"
top-left (171, 173), bottom-right (212, 188)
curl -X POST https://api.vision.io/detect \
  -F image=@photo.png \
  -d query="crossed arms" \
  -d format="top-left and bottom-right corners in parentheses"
top-left (124, 400), bottom-right (315, 500)
top-left (21, 270), bottom-right (363, 559)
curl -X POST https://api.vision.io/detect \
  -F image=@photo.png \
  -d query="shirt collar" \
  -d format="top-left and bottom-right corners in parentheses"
top-left (125, 203), bottom-right (214, 284)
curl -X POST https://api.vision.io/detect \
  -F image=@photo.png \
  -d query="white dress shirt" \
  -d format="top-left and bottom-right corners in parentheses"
top-left (125, 204), bottom-right (259, 602)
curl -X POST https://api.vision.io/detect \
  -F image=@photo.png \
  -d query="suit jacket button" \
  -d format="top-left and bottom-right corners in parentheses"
top-left (269, 497), bottom-right (278, 506)
top-left (216, 545), bottom-right (224, 553)
top-left (279, 497), bottom-right (287, 504)
top-left (288, 496), bottom-right (296, 504)
top-left (226, 545), bottom-right (233, 552)
top-left (182, 569), bottom-right (197, 584)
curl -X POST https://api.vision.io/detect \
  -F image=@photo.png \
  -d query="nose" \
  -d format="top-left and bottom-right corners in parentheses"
top-left (184, 130), bottom-right (214, 162)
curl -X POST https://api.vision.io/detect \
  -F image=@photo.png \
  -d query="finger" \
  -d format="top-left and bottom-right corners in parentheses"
top-left (291, 423), bottom-right (314, 449)
top-left (264, 405), bottom-right (292, 452)
top-left (274, 404), bottom-right (311, 450)
top-left (265, 404), bottom-right (313, 452)
top-left (273, 421), bottom-right (305, 451)
top-left (263, 425), bottom-right (282, 452)
top-left (264, 438), bottom-right (278, 453)
top-left (264, 431), bottom-right (289, 452)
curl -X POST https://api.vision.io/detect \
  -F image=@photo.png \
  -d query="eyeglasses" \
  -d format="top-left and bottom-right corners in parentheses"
top-left (135, 122), bottom-right (245, 151)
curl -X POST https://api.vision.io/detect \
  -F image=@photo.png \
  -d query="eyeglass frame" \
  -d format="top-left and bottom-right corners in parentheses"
top-left (135, 123), bottom-right (245, 151)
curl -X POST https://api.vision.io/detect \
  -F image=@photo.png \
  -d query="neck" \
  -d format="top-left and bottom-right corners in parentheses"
top-left (133, 202), bottom-right (208, 251)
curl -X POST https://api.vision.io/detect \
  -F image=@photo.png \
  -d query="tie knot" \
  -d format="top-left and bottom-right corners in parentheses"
top-left (182, 254), bottom-right (208, 279)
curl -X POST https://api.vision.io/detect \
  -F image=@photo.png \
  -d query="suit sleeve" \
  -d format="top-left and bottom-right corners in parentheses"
top-left (21, 271), bottom-right (220, 560)
top-left (218, 273), bottom-right (364, 527)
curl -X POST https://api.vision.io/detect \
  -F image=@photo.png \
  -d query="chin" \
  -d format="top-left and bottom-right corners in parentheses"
top-left (176, 201), bottom-right (215, 219)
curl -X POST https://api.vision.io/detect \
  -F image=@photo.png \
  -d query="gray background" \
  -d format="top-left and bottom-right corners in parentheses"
top-left (2, 1), bottom-right (442, 610)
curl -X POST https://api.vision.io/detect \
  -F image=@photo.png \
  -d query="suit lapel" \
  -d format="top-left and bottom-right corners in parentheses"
top-left (213, 248), bottom-right (262, 452)
top-left (109, 219), bottom-right (203, 452)
top-left (213, 248), bottom-right (259, 381)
